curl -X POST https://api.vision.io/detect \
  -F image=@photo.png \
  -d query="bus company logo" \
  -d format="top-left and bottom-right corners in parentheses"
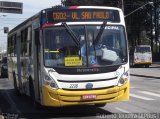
top-left (105, 26), bottom-right (119, 30)
top-left (97, 26), bottom-right (119, 30)
top-left (86, 83), bottom-right (93, 89)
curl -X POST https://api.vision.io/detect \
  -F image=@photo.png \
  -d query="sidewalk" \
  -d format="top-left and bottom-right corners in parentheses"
top-left (130, 62), bottom-right (160, 79)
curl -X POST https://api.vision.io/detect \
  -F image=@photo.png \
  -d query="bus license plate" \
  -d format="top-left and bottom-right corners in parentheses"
top-left (81, 94), bottom-right (97, 100)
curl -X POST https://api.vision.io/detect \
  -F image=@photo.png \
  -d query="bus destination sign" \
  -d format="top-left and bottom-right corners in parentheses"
top-left (47, 9), bottom-right (120, 23)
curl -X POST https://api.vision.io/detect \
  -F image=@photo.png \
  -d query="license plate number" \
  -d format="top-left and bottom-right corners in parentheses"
top-left (81, 94), bottom-right (97, 100)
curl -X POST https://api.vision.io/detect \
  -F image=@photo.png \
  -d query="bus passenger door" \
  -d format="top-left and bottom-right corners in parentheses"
top-left (33, 29), bottom-right (41, 101)
top-left (16, 34), bottom-right (22, 92)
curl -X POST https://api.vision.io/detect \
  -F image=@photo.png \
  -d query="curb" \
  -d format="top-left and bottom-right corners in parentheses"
top-left (131, 74), bottom-right (160, 79)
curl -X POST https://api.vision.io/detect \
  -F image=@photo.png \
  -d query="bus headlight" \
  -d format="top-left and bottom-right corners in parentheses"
top-left (118, 71), bottom-right (129, 86)
top-left (44, 75), bottom-right (59, 89)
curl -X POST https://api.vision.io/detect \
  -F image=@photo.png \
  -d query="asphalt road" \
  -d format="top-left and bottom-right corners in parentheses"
top-left (0, 67), bottom-right (160, 119)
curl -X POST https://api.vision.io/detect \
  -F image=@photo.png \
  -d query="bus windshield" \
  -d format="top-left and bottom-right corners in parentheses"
top-left (43, 25), bottom-right (127, 67)
top-left (135, 46), bottom-right (151, 53)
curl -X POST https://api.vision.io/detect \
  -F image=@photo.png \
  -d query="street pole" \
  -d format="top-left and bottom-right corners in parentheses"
top-left (121, 0), bottom-right (124, 13)
top-left (158, 6), bottom-right (160, 56)
top-left (154, 0), bottom-right (159, 58)
top-left (151, 6), bottom-right (153, 57)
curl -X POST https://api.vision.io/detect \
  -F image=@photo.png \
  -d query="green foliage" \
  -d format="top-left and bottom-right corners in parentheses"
top-left (124, 0), bottom-right (152, 47)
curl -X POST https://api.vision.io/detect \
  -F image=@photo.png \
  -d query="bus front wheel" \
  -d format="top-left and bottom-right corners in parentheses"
top-left (145, 65), bottom-right (149, 68)
top-left (29, 77), bottom-right (42, 109)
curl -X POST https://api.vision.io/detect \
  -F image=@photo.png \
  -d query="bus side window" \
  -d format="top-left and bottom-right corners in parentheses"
top-left (27, 27), bottom-right (32, 56)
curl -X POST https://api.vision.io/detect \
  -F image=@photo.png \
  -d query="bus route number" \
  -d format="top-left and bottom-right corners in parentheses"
top-left (69, 84), bottom-right (78, 89)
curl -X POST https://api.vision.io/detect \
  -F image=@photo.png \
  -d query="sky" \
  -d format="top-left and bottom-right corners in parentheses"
top-left (0, 0), bottom-right (61, 51)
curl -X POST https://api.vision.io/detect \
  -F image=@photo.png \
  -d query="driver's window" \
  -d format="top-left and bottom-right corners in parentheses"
top-left (103, 35), bottom-right (114, 48)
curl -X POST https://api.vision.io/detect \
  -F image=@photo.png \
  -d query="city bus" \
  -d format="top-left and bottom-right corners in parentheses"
top-left (130, 45), bottom-right (152, 68)
top-left (7, 6), bottom-right (129, 107)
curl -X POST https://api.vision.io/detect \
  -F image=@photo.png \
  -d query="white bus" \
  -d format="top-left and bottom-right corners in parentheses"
top-left (130, 45), bottom-right (152, 67)
top-left (7, 6), bottom-right (129, 107)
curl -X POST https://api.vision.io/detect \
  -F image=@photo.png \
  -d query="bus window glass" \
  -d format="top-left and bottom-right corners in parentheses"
top-left (135, 46), bottom-right (151, 53)
top-left (44, 26), bottom-right (83, 67)
top-left (27, 27), bottom-right (32, 56)
top-left (43, 25), bottom-right (127, 67)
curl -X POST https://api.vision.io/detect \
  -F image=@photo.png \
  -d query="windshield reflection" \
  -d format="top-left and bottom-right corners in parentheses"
top-left (43, 25), bottom-right (127, 67)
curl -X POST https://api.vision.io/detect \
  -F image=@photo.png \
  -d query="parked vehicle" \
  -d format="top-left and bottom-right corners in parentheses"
top-left (0, 57), bottom-right (8, 78)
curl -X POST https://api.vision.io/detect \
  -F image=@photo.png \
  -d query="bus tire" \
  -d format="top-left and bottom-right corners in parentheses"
top-left (145, 65), bottom-right (149, 68)
top-left (1, 74), bottom-right (3, 78)
top-left (29, 77), bottom-right (42, 109)
top-left (13, 72), bottom-right (21, 96)
top-left (95, 103), bottom-right (106, 107)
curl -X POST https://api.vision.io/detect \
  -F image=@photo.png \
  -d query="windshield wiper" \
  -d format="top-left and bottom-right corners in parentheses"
top-left (62, 22), bottom-right (80, 47)
top-left (93, 21), bottom-right (107, 45)
top-left (61, 22), bottom-right (82, 58)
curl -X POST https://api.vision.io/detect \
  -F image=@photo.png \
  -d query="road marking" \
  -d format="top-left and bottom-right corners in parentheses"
top-left (115, 107), bottom-right (130, 113)
top-left (130, 93), bottom-right (155, 100)
top-left (130, 87), bottom-right (135, 89)
top-left (5, 90), bottom-right (21, 113)
top-left (139, 91), bottom-right (160, 98)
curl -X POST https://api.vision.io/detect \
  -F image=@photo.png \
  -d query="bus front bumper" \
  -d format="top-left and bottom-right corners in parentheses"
top-left (134, 62), bottom-right (152, 65)
top-left (134, 61), bottom-right (152, 65)
top-left (41, 82), bottom-right (130, 107)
